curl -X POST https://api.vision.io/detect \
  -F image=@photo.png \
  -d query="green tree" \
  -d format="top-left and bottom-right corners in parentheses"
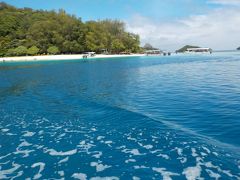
top-left (27, 46), bottom-right (39, 55)
top-left (111, 39), bottom-right (125, 54)
top-left (6, 48), bottom-right (15, 56)
top-left (14, 46), bottom-right (28, 56)
top-left (6, 46), bottom-right (27, 56)
top-left (0, 36), bottom-right (11, 57)
top-left (47, 46), bottom-right (59, 55)
top-left (0, 3), bottom-right (141, 56)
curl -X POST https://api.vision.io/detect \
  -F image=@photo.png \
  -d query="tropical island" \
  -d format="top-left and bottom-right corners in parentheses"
top-left (0, 2), bottom-right (141, 58)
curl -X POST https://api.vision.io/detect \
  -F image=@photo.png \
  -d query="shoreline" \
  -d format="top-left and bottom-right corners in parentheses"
top-left (0, 54), bottom-right (146, 63)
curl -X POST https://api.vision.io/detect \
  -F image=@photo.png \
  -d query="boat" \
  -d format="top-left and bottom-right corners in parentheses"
top-left (185, 48), bottom-right (212, 54)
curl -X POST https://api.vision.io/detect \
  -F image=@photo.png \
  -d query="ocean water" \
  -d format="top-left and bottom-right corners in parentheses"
top-left (0, 52), bottom-right (240, 179)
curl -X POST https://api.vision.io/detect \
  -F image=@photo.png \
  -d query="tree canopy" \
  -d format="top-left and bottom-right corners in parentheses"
top-left (0, 2), bottom-right (141, 57)
top-left (27, 46), bottom-right (39, 56)
top-left (47, 46), bottom-right (59, 55)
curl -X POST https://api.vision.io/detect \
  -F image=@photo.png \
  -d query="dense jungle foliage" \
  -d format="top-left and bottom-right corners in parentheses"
top-left (0, 2), bottom-right (141, 57)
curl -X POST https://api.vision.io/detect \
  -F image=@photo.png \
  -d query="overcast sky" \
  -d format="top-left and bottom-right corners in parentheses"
top-left (4, 0), bottom-right (240, 51)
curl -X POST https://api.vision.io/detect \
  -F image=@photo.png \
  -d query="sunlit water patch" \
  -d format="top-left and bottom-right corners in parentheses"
top-left (1, 53), bottom-right (240, 179)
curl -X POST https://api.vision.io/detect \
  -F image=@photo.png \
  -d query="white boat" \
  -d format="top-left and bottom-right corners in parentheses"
top-left (185, 48), bottom-right (212, 54)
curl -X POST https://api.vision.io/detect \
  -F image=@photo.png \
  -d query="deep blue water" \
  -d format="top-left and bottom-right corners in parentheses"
top-left (0, 53), bottom-right (240, 179)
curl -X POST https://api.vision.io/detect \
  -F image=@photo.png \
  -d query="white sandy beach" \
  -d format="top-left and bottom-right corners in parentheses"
top-left (0, 54), bottom-right (146, 63)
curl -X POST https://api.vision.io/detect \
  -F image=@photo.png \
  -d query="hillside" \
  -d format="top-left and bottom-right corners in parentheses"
top-left (0, 2), bottom-right (141, 57)
top-left (143, 43), bottom-right (159, 50)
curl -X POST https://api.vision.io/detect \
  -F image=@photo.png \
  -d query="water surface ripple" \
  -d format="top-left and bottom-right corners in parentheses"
top-left (0, 53), bottom-right (240, 179)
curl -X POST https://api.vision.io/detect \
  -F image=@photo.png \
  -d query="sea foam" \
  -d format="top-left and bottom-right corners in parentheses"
top-left (46, 148), bottom-right (77, 156)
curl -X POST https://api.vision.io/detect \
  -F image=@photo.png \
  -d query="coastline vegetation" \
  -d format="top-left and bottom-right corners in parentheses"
top-left (0, 2), bottom-right (141, 57)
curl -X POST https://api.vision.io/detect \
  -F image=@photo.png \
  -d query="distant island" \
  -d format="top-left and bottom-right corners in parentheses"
top-left (176, 45), bottom-right (200, 53)
top-left (237, 47), bottom-right (240, 50)
top-left (0, 3), bottom-right (141, 57)
top-left (143, 43), bottom-right (159, 51)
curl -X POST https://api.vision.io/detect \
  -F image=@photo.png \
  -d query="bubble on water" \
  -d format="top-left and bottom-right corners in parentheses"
top-left (90, 176), bottom-right (119, 180)
top-left (125, 159), bottom-right (136, 164)
top-left (31, 162), bottom-right (45, 179)
top-left (45, 148), bottom-right (77, 156)
top-left (90, 161), bottom-right (111, 172)
top-left (23, 131), bottom-right (35, 137)
top-left (58, 157), bottom-right (69, 164)
top-left (72, 172), bottom-right (87, 180)
top-left (206, 169), bottom-right (221, 179)
top-left (0, 162), bottom-right (21, 179)
top-left (202, 146), bottom-right (211, 154)
top-left (58, 171), bottom-right (64, 177)
top-left (121, 149), bottom-right (144, 156)
top-left (92, 151), bottom-right (103, 159)
top-left (132, 176), bottom-right (140, 180)
top-left (182, 165), bottom-right (202, 180)
top-left (104, 141), bottom-right (113, 144)
top-left (152, 167), bottom-right (180, 180)
top-left (1, 129), bottom-right (9, 132)
top-left (134, 165), bottom-right (149, 169)
top-left (156, 153), bottom-right (170, 160)
top-left (97, 136), bottom-right (105, 140)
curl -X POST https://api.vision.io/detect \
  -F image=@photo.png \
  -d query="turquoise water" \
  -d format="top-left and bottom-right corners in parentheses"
top-left (0, 53), bottom-right (240, 179)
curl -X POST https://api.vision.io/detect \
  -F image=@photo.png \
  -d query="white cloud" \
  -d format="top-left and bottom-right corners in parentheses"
top-left (126, 8), bottom-right (240, 51)
top-left (208, 0), bottom-right (240, 5)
